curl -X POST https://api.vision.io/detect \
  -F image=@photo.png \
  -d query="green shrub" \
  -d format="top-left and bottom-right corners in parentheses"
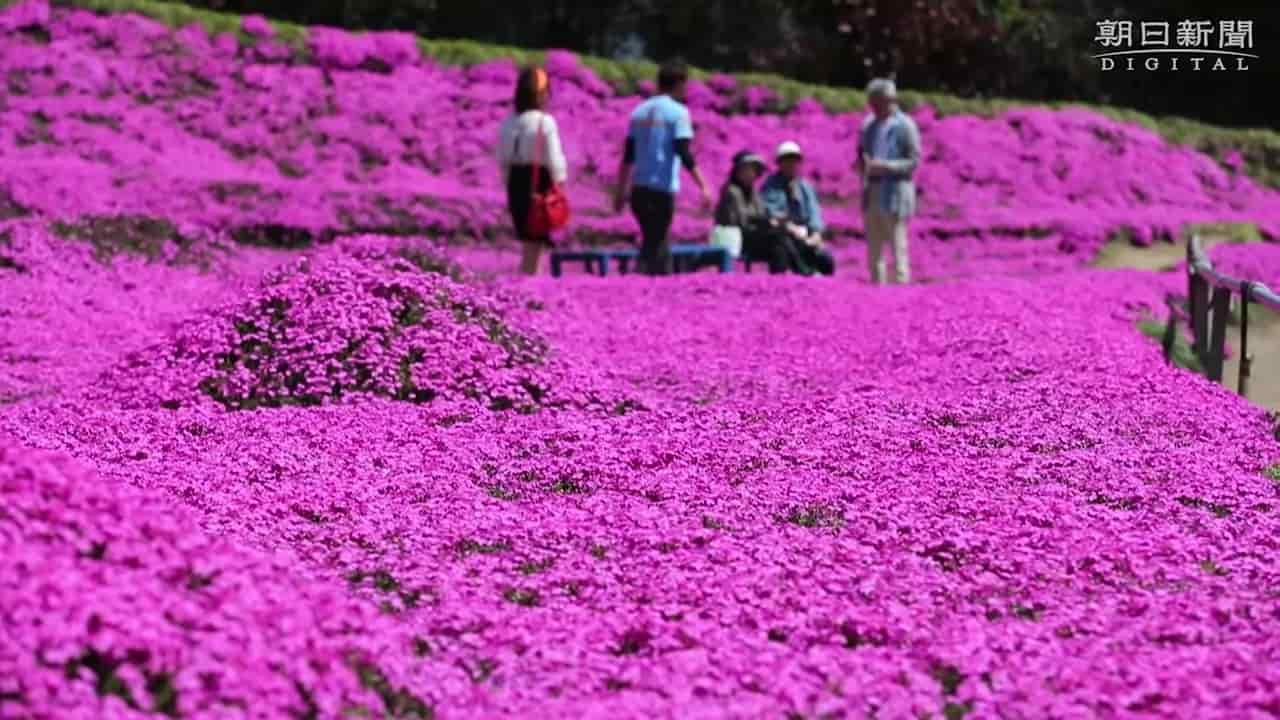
top-left (1137, 318), bottom-right (1204, 374)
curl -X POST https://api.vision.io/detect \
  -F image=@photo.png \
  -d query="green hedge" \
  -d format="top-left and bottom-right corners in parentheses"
top-left (7, 0), bottom-right (1280, 188)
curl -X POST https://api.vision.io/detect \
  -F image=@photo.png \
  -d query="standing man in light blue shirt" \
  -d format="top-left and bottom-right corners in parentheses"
top-left (856, 78), bottom-right (921, 285)
top-left (613, 58), bottom-right (712, 276)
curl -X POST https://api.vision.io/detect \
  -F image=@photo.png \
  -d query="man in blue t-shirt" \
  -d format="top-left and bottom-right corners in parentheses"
top-left (613, 59), bottom-right (712, 276)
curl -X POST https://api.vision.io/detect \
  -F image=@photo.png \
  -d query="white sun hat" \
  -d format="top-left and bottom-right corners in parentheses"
top-left (775, 140), bottom-right (803, 160)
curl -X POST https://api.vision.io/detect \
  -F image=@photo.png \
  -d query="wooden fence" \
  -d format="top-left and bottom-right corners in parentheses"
top-left (1162, 234), bottom-right (1280, 397)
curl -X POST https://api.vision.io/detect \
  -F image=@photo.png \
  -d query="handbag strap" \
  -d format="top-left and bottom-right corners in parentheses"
top-left (531, 111), bottom-right (546, 198)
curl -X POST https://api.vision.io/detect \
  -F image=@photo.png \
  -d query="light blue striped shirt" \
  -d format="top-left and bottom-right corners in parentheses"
top-left (859, 110), bottom-right (922, 218)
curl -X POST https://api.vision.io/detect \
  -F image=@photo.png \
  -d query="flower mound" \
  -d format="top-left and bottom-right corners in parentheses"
top-left (0, 441), bottom-right (423, 719)
top-left (98, 241), bottom-right (567, 413)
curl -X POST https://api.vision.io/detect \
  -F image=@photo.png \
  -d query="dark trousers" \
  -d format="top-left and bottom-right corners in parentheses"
top-left (630, 186), bottom-right (676, 276)
top-left (743, 226), bottom-right (837, 275)
top-left (742, 227), bottom-right (798, 274)
top-left (506, 164), bottom-right (553, 245)
top-left (798, 243), bottom-right (836, 276)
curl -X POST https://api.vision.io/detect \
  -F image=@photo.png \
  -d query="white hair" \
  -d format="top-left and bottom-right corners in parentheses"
top-left (866, 78), bottom-right (897, 99)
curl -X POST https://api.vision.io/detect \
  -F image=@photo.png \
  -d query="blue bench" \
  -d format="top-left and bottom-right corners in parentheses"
top-left (550, 244), bottom-right (733, 277)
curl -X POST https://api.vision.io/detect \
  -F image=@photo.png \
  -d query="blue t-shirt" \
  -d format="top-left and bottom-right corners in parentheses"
top-left (627, 95), bottom-right (693, 194)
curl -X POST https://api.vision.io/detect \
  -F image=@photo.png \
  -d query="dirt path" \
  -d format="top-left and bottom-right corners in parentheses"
top-left (1092, 238), bottom-right (1190, 273)
top-left (1095, 234), bottom-right (1280, 411)
top-left (1221, 304), bottom-right (1280, 412)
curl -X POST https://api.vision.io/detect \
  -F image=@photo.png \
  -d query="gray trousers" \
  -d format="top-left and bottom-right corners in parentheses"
top-left (864, 204), bottom-right (910, 284)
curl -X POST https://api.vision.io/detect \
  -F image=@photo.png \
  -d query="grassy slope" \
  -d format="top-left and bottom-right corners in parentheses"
top-left (7, 0), bottom-right (1277, 189)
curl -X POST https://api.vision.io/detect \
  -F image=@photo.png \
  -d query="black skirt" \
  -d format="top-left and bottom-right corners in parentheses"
top-left (506, 164), bottom-right (554, 244)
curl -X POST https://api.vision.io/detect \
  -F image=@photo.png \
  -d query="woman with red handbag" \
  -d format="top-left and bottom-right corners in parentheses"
top-left (497, 66), bottom-right (570, 275)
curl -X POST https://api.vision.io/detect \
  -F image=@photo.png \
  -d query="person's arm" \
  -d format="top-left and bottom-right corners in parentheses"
top-left (713, 184), bottom-right (740, 227)
top-left (880, 116), bottom-right (921, 178)
top-left (764, 181), bottom-right (806, 240)
top-left (543, 114), bottom-right (568, 185)
top-left (805, 183), bottom-right (825, 246)
top-left (613, 134), bottom-right (634, 214)
top-left (675, 110), bottom-right (711, 208)
top-left (880, 115), bottom-right (921, 176)
top-left (803, 181), bottom-right (824, 243)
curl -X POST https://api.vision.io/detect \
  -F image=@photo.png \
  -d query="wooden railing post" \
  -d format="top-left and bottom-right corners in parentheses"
top-left (1188, 264), bottom-right (1209, 359)
top-left (1183, 231), bottom-right (1279, 398)
top-left (1239, 283), bottom-right (1252, 397)
top-left (1207, 286), bottom-right (1231, 383)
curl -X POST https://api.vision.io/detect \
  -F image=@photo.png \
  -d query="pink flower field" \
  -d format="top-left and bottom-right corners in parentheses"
top-left (3, 2), bottom-right (1280, 718)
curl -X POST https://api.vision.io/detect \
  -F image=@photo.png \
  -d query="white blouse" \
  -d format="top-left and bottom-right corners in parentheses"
top-left (497, 110), bottom-right (568, 185)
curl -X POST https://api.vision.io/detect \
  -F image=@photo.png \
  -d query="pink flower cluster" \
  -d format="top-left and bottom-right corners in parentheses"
top-left (89, 237), bottom-right (626, 414)
top-left (6, 256), bottom-right (1280, 718)
top-left (1208, 241), bottom-right (1280, 289)
top-left (0, 441), bottom-right (424, 719)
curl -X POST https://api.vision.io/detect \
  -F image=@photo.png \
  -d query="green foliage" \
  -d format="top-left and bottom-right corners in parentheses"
top-left (350, 658), bottom-right (434, 718)
top-left (517, 557), bottom-right (554, 575)
top-left (550, 476), bottom-right (586, 495)
top-left (396, 248), bottom-right (466, 282)
top-left (1182, 222), bottom-right (1265, 246)
top-left (1137, 319), bottom-right (1204, 374)
top-left (0, 229), bottom-right (27, 274)
top-left (1200, 558), bottom-right (1229, 577)
top-left (62, 649), bottom-right (180, 718)
top-left (502, 587), bottom-right (542, 607)
top-left (929, 662), bottom-right (972, 719)
top-left (455, 537), bottom-right (511, 557)
top-left (48, 214), bottom-right (214, 268)
top-left (782, 504), bottom-right (845, 529)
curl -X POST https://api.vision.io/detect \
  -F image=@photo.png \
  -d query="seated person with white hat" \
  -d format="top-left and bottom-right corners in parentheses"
top-left (760, 141), bottom-right (836, 276)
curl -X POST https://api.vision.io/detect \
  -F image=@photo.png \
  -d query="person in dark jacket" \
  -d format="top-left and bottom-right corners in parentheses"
top-left (714, 150), bottom-right (807, 274)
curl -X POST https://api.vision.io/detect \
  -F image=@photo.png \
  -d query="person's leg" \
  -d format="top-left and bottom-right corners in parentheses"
top-left (631, 188), bottom-right (675, 276)
top-left (629, 189), bottom-right (659, 275)
top-left (865, 207), bottom-right (888, 285)
top-left (784, 236), bottom-right (814, 276)
top-left (767, 236), bottom-right (791, 274)
top-left (519, 241), bottom-right (543, 275)
top-left (745, 228), bottom-right (789, 274)
top-left (508, 166), bottom-right (535, 274)
top-left (892, 216), bottom-right (910, 284)
top-left (652, 191), bottom-right (675, 276)
top-left (810, 246), bottom-right (835, 276)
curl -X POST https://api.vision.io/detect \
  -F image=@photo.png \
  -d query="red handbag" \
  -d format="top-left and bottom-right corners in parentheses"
top-left (526, 113), bottom-right (570, 238)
